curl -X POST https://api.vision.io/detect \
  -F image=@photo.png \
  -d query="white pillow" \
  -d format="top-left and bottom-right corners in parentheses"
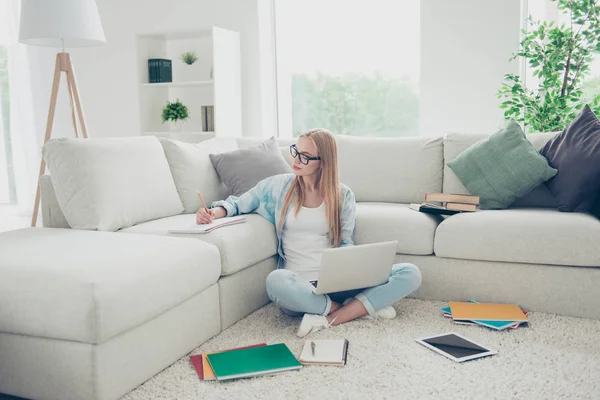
top-left (159, 138), bottom-right (238, 213)
top-left (43, 136), bottom-right (184, 231)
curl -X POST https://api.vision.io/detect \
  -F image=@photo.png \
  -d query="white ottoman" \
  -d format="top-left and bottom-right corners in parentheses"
top-left (0, 228), bottom-right (221, 400)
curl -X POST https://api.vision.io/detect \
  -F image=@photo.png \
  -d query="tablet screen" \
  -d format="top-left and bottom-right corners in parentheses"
top-left (422, 333), bottom-right (489, 358)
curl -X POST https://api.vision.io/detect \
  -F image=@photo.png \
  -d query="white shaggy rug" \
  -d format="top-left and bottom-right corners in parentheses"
top-left (122, 299), bottom-right (600, 400)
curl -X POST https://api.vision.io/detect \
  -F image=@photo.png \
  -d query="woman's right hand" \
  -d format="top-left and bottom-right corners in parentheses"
top-left (196, 206), bottom-right (226, 225)
top-left (196, 208), bottom-right (215, 225)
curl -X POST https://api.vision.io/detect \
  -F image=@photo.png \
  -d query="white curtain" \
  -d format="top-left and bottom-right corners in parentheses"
top-left (0, 0), bottom-right (39, 218)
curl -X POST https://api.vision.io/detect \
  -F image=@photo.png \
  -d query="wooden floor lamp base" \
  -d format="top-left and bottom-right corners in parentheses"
top-left (31, 52), bottom-right (89, 227)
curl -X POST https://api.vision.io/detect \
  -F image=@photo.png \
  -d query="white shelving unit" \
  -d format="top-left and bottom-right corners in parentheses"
top-left (145, 131), bottom-right (216, 143)
top-left (136, 27), bottom-right (242, 138)
top-left (142, 80), bottom-right (214, 88)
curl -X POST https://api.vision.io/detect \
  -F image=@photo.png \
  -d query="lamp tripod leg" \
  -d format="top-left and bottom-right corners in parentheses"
top-left (31, 54), bottom-right (62, 228)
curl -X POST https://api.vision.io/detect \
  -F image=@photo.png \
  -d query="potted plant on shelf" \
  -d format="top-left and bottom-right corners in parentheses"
top-left (161, 99), bottom-right (189, 132)
top-left (180, 51), bottom-right (199, 65)
top-left (179, 52), bottom-right (202, 81)
top-left (498, 0), bottom-right (600, 132)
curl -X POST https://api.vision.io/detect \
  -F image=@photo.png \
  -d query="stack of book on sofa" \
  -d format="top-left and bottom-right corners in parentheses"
top-left (410, 193), bottom-right (480, 215)
top-left (441, 300), bottom-right (529, 330)
top-left (190, 343), bottom-right (302, 381)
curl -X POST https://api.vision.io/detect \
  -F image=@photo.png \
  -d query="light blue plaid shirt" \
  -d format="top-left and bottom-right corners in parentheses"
top-left (211, 173), bottom-right (356, 269)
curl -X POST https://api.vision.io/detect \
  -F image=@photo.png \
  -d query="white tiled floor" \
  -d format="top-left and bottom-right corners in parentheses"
top-left (0, 206), bottom-right (32, 233)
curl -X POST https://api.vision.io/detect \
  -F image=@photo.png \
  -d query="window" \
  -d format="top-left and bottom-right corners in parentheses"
top-left (274, 0), bottom-right (420, 138)
top-left (0, 44), bottom-right (16, 204)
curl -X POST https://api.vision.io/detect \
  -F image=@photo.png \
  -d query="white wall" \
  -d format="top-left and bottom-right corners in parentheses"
top-left (24, 0), bottom-right (523, 142)
top-left (419, 0), bottom-right (522, 136)
top-left (257, 0), bottom-right (278, 138)
top-left (26, 0), bottom-right (264, 140)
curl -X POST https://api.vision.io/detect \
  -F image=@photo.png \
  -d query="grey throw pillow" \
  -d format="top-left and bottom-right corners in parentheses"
top-left (210, 137), bottom-right (292, 197)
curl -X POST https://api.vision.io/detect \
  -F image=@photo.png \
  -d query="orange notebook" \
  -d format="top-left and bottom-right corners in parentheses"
top-left (202, 353), bottom-right (217, 381)
top-left (449, 302), bottom-right (528, 322)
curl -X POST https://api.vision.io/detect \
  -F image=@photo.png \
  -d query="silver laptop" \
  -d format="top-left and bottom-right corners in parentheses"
top-left (311, 241), bottom-right (398, 295)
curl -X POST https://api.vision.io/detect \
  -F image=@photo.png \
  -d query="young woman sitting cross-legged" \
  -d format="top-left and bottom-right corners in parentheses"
top-left (197, 128), bottom-right (422, 337)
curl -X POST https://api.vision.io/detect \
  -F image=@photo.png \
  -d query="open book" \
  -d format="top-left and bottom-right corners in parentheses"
top-left (409, 203), bottom-right (461, 215)
top-left (168, 216), bottom-right (246, 234)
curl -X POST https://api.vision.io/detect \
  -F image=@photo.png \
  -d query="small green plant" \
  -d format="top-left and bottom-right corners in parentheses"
top-left (180, 52), bottom-right (199, 65)
top-left (161, 99), bottom-right (190, 123)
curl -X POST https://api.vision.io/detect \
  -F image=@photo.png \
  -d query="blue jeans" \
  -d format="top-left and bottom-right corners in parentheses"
top-left (265, 263), bottom-right (422, 317)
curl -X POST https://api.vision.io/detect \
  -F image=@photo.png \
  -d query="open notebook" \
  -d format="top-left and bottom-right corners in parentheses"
top-left (298, 339), bottom-right (349, 366)
top-left (168, 216), bottom-right (246, 234)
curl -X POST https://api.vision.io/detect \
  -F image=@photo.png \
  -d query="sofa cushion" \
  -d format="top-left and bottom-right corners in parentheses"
top-left (160, 138), bottom-right (238, 214)
top-left (42, 137), bottom-right (184, 231)
top-left (210, 137), bottom-right (292, 197)
top-left (39, 175), bottom-right (70, 229)
top-left (434, 209), bottom-right (600, 267)
top-left (121, 213), bottom-right (278, 276)
top-left (0, 228), bottom-right (220, 344)
top-left (444, 132), bottom-right (559, 208)
top-left (354, 203), bottom-right (441, 255)
top-left (336, 135), bottom-right (443, 203)
top-left (447, 119), bottom-right (557, 209)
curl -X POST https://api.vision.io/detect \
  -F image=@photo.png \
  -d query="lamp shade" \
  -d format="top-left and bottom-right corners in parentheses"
top-left (19, 0), bottom-right (105, 47)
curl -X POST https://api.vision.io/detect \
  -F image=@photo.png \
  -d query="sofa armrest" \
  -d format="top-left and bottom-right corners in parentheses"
top-left (40, 175), bottom-right (70, 229)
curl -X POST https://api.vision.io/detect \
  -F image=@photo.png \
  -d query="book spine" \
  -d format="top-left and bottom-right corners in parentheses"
top-left (446, 202), bottom-right (477, 212)
top-left (201, 106), bottom-right (207, 131)
top-left (425, 193), bottom-right (480, 205)
top-left (166, 60), bottom-right (172, 82)
top-left (148, 60), bottom-right (155, 83)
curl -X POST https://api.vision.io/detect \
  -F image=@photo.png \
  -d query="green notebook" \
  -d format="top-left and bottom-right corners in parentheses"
top-left (206, 343), bottom-right (302, 381)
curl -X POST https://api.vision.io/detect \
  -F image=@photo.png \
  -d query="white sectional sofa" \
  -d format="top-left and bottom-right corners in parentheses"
top-left (1, 133), bottom-right (598, 400)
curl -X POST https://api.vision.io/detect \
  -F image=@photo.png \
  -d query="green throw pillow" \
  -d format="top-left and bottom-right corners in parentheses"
top-left (447, 119), bottom-right (558, 209)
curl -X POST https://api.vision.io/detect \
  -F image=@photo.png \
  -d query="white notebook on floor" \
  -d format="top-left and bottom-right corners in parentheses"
top-left (168, 216), bottom-right (246, 234)
top-left (298, 339), bottom-right (349, 366)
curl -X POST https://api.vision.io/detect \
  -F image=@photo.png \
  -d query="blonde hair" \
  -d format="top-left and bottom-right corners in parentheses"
top-left (278, 128), bottom-right (342, 247)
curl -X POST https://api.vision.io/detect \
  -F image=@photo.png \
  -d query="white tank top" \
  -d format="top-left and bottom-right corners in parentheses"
top-left (282, 202), bottom-right (332, 282)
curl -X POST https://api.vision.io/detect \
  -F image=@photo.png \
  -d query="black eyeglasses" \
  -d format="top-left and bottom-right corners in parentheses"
top-left (290, 144), bottom-right (321, 165)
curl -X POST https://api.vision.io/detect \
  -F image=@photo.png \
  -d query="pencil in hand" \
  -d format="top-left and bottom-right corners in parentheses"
top-left (196, 190), bottom-right (209, 212)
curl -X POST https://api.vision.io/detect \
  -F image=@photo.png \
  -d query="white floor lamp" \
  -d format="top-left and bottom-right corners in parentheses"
top-left (19, 0), bottom-right (105, 227)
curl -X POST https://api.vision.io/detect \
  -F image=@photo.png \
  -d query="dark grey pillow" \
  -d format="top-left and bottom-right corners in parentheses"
top-left (210, 137), bottom-right (292, 197)
top-left (540, 105), bottom-right (600, 212)
top-left (590, 192), bottom-right (600, 220)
